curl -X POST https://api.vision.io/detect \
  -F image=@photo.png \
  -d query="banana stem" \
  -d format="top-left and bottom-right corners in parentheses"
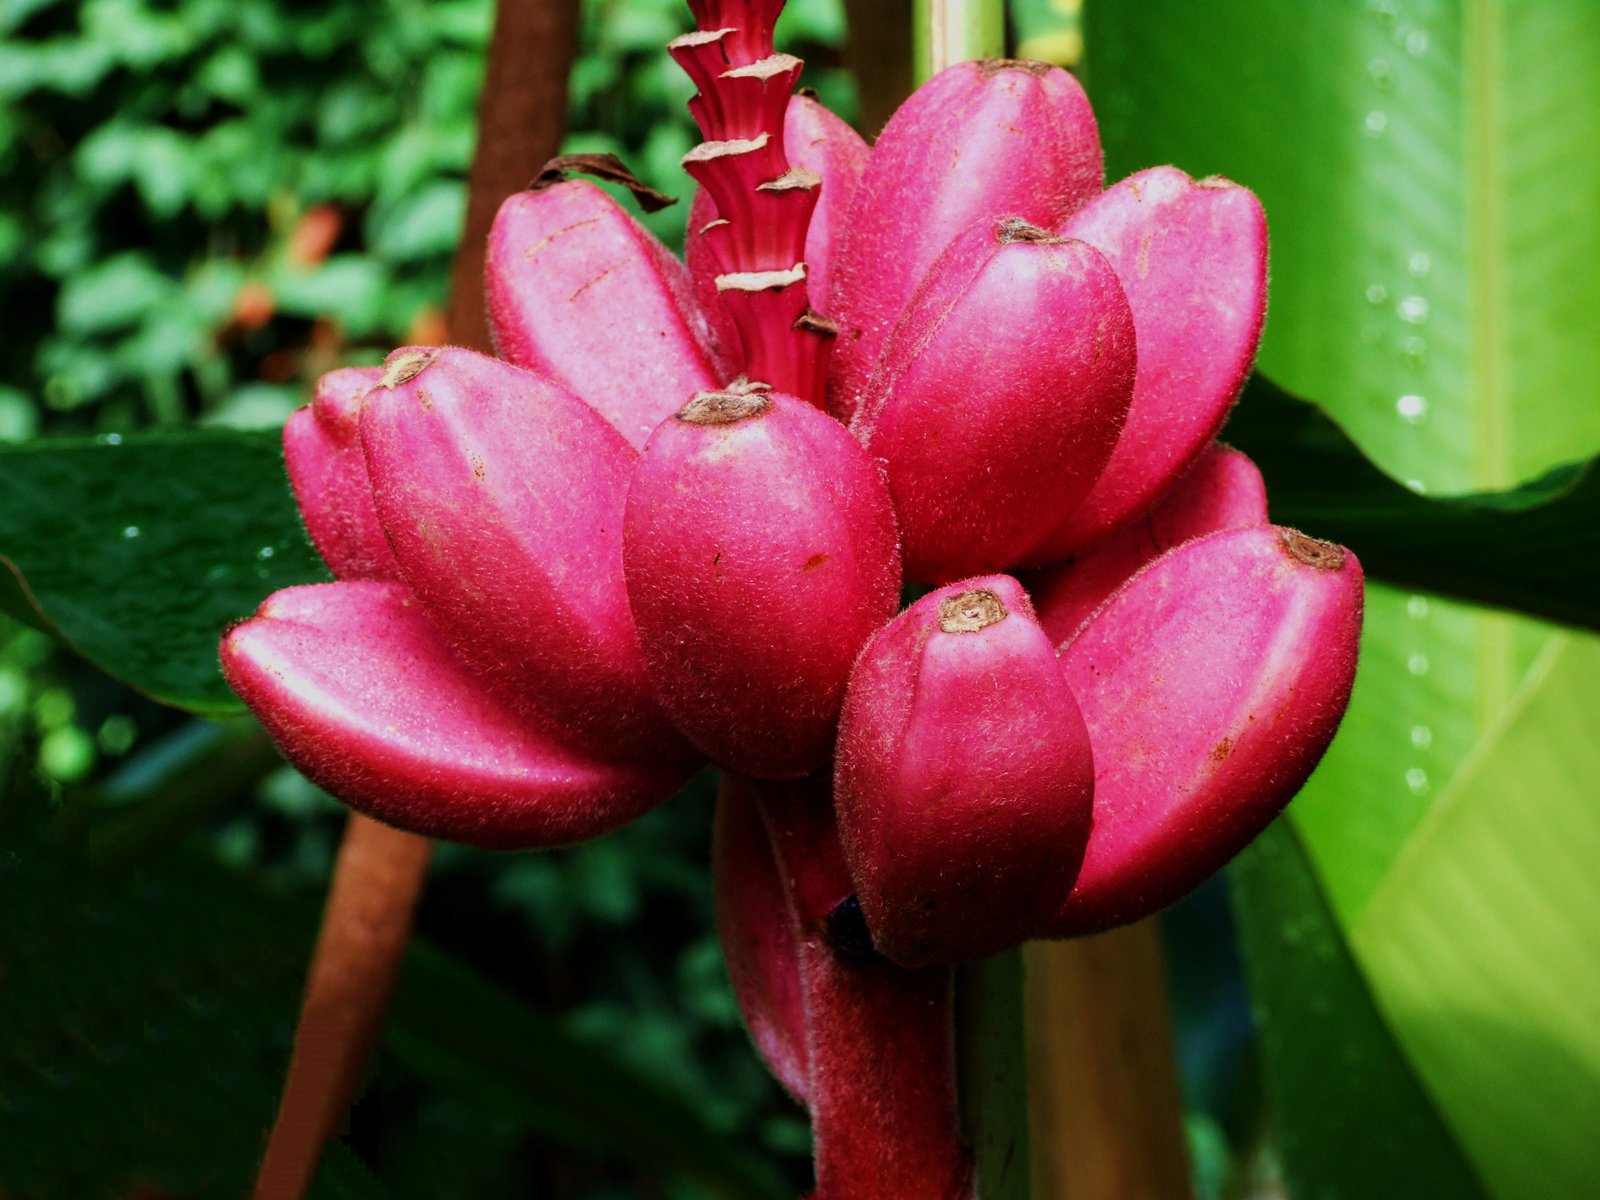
top-left (958, 948), bottom-right (1031, 1200)
top-left (914, 0), bottom-right (1006, 82)
top-left (1026, 923), bottom-right (1194, 1199)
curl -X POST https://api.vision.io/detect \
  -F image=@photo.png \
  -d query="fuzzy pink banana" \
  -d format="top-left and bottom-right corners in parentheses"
top-left (853, 217), bottom-right (1136, 582)
top-left (835, 576), bottom-right (1093, 967)
top-left (720, 774), bottom-right (974, 1200)
top-left (221, 582), bottom-right (692, 849)
top-left (359, 346), bottom-right (692, 764)
top-left (688, 94), bottom-right (870, 369)
top-left (282, 366), bottom-right (401, 582)
top-left (1049, 525), bottom-right (1363, 935)
top-left (485, 179), bottom-right (720, 449)
top-left (1029, 443), bottom-right (1268, 644)
top-left (828, 59), bottom-right (1103, 421)
top-left (778, 96), bottom-right (870, 307)
top-left (1032, 167), bottom-right (1268, 560)
top-left (623, 386), bottom-right (901, 778)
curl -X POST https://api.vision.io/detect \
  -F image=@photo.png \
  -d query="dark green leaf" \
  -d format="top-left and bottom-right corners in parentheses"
top-left (1228, 375), bottom-right (1600, 632)
top-left (388, 943), bottom-right (792, 1200)
top-left (957, 950), bottom-right (1030, 1200)
top-left (0, 430), bottom-right (324, 715)
top-left (0, 841), bottom-right (334, 1198)
top-left (1230, 823), bottom-right (1488, 1200)
top-left (0, 839), bottom-right (791, 1199)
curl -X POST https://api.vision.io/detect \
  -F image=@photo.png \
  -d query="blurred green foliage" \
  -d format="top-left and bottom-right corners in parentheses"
top-left (0, 0), bottom-right (851, 437)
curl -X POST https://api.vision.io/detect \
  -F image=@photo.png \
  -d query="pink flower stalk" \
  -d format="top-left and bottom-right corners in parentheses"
top-left (717, 774), bottom-right (972, 1200)
top-left (221, 2), bottom-right (1365, 1195)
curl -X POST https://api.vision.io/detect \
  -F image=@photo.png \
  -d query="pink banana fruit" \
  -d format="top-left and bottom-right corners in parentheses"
top-left (485, 179), bottom-right (720, 449)
top-left (1049, 525), bottom-right (1364, 935)
top-left (720, 774), bottom-right (974, 1200)
top-left (1028, 442), bottom-right (1268, 644)
top-left (359, 346), bottom-right (692, 764)
top-left (779, 95), bottom-right (870, 308)
top-left (220, 582), bottom-right (692, 850)
top-left (1031, 167), bottom-right (1268, 560)
top-left (828, 59), bottom-right (1103, 421)
top-left (282, 365), bottom-right (401, 582)
top-left (623, 386), bottom-right (901, 778)
top-left (835, 576), bottom-right (1094, 967)
top-left (853, 217), bottom-right (1136, 582)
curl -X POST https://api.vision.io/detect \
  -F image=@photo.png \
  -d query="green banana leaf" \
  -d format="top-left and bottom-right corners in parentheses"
top-left (1086, 2), bottom-right (1600, 1197)
top-left (1230, 821), bottom-right (1487, 1200)
top-left (0, 836), bottom-right (789, 1200)
top-left (1226, 376), bottom-right (1600, 632)
top-left (0, 430), bottom-right (325, 715)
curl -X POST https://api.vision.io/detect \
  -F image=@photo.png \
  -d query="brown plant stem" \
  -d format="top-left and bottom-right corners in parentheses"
top-left (842, 0), bottom-right (913, 136)
top-left (446, 0), bottom-right (582, 356)
top-left (1025, 921), bottom-right (1193, 1199)
top-left (253, 816), bottom-right (433, 1199)
top-left (253, 2), bottom-right (579, 1195)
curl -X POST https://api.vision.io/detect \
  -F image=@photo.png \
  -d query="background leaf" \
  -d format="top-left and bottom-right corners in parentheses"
top-left (0, 832), bottom-right (791, 1200)
top-left (389, 939), bottom-right (791, 1200)
top-left (1086, 2), bottom-right (1600, 1196)
top-left (0, 431), bottom-right (325, 714)
top-left (1230, 821), bottom-right (1487, 1200)
top-left (1349, 636), bottom-right (1600, 1200)
top-left (1226, 375), bottom-right (1600, 632)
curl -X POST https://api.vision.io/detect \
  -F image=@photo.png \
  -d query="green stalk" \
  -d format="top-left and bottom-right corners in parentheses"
top-left (913, 0), bottom-right (1006, 84)
top-left (958, 948), bottom-right (1032, 1200)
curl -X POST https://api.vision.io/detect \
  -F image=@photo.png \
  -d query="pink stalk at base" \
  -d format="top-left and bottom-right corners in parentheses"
top-left (719, 774), bottom-right (974, 1200)
top-left (713, 771), bottom-right (813, 1103)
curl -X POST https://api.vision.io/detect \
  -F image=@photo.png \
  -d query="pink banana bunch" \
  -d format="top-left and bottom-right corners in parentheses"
top-left (220, 2), bottom-right (1364, 1195)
